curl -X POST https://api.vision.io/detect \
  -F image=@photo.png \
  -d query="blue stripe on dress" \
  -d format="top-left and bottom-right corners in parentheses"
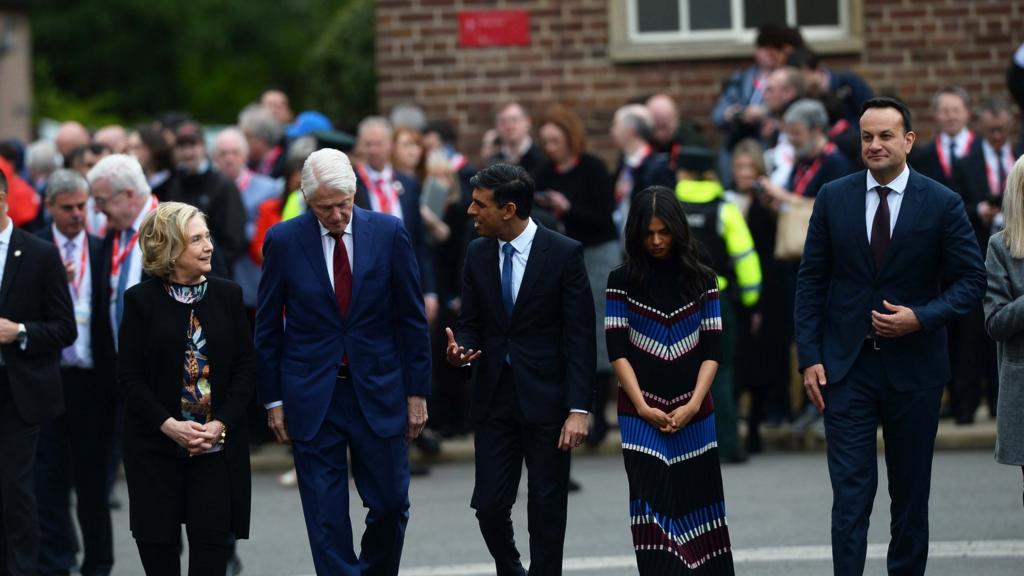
top-left (619, 414), bottom-right (718, 464)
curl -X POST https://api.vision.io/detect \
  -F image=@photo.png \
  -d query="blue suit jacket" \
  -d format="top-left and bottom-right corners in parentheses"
top-left (254, 207), bottom-right (431, 441)
top-left (794, 168), bottom-right (986, 390)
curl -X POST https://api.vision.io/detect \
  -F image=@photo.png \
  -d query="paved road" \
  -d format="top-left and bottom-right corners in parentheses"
top-left (106, 450), bottom-right (1023, 575)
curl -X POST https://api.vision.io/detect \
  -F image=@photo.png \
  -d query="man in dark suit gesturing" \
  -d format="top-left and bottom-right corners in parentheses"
top-left (795, 97), bottom-right (986, 575)
top-left (0, 169), bottom-right (77, 575)
top-left (447, 164), bottom-right (595, 576)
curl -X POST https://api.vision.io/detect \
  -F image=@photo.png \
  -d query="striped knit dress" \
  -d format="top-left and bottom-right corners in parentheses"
top-left (605, 263), bottom-right (734, 575)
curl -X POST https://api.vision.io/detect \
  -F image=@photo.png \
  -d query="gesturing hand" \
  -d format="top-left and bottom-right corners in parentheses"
top-left (803, 363), bottom-right (827, 413)
top-left (871, 300), bottom-right (922, 338)
top-left (445, 327), bottom-right (481, 366)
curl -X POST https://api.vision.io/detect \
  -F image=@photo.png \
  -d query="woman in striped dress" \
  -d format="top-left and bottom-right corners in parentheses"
top-left (605, 186), bottom-right (734, 574)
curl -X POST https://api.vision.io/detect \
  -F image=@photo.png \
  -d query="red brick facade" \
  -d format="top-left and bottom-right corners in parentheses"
top-left (376, 0), bottom-right (1024, 166)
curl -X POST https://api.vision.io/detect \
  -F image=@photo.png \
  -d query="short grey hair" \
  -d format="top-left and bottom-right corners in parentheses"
top-left (27, 140), bottom-right (62, 176)
top-left (213, 127), bottom-right (249, 157)
top-left (357, 116), bottom-right (393, 141)
top-left (286, 136), bottom-right (318, 175)
top-left (783, 99), bottom-right (830, 132)
top-left (239, 104), bottom-right (284, 144)
top-left (389, 103), bottom-right (427, 132)
top-left (301, 148), bottom-right (357, 199)
top-left (86, 154), bottom-right (152, 197)
top-left (614, 104), bottom-right (654, 141)
top-left (45, 169), bottom-right (89, 203)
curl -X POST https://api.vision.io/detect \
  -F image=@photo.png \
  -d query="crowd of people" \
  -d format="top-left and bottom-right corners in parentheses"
top-left (0, 22), bottom-right (1023, 576)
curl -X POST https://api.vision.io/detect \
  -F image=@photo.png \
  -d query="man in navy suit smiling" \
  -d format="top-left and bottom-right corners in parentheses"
top-left (795, 97), bottom-right (986, 576)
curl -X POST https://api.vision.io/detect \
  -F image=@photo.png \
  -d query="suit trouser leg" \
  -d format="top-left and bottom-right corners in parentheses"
top-left (346, 385), bottom-right (410, 576)
top-left (880, 383), bottom-right (941, 576)
top-left (522, 420), bottom-right (570, 576)
top-left (292, 384), bottom-right (360, 576)
top-left (64, 369), bottom-right (114, 576)
top-left (34, 408), bottom-right (76, 576)
top-left (472, 368), bottom-right (527, 576)
top-left (0, 376), bottom-right (42, 576)
top-left (822, 347), bottom-right (882, 576)
top-left (183, 453), bottom-right (231, 576)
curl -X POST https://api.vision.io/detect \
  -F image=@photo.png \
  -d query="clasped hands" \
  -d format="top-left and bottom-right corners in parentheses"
top-left (638, 402), bottom-right (699, 434)
top-left (161, 417), bottom-right (224, 456)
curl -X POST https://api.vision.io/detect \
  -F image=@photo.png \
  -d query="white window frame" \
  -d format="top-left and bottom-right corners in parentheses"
top-left (609, 0), bottom-right (864, 62)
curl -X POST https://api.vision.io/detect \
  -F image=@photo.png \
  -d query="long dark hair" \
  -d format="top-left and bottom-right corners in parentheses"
top-left (622, 186), bottom-right (715, 302)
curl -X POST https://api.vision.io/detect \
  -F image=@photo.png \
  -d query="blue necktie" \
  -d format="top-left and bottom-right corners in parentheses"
top-left (115, 228), bottom-right (134, 332)
top-left (62, 240), bottom-right (78, 364)
top-left (501, 242), bottom-right (515, 317)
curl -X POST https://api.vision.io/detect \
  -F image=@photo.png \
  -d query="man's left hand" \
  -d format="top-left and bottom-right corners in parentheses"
top-left (557, 412), bottom-right (588, 451)
top-left (871, 300), bottom-right (922, 338)
top-left (406, 396), bottom-right (428, 442)
top-left (0, 319), bottom-right (19, 345)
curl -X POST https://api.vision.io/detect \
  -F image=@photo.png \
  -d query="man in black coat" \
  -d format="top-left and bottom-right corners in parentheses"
top-left (0, 169), bottom-right (78, 576)
top-left (33, 170), bottom-right (115, 576)
top-left (447, 164), bottom-right (595, 576)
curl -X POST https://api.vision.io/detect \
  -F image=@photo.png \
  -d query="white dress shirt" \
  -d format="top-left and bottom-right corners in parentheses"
top-left (982, 140), bottom-right (1014, 195)
top-left (0, 220), bottom-right (24, 363)
top-left (109, 203), bottom-right (152, 340)
top-left (865, 165), bottom-right (911, 242)
top-left (53, 226), bottom-right (93, 368)
top-left (939, 128), bottom-right (973, 160)
top-left (363, 164), bottom-right (405, 221)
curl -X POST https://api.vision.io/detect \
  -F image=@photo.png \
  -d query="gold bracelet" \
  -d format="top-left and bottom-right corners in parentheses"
top-left (219, 424), bottom-right (228, 445)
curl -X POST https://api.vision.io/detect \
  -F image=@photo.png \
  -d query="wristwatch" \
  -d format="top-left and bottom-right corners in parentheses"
top-left (15, 324), bottom-right (27, 347)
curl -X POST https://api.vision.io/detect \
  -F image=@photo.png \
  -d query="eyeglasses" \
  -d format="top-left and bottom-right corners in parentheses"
top-left (92, 189), bottom-right (125, 208)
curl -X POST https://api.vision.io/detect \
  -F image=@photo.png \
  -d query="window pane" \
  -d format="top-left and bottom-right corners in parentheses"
top-left (796, 0), bottom-right (839, 26)
top-left (637, 0), bottom-right (681, 33)
top-left (690, 1), bottom-right (732, 31)
top-left (743, 0), bottom-right (786, 29)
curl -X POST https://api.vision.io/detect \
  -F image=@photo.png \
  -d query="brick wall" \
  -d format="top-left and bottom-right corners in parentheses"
top-left (376, 0), bottom-right (1024, 167)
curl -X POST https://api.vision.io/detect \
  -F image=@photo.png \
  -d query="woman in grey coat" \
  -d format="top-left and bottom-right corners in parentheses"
top-left (983, 155), bottom-right (1024, 507)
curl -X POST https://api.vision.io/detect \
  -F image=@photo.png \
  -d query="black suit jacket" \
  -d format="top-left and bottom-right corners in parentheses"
top-left (456, 224), bottom-right (596, 423)
top-left (36, 228), bottom-right (116, 386)
top-left (794, 169), bottom-right (986, 390)
top-left (909, 135), bottom-right (981, 192)
top-left (953, 143), bottom-right (1020, 253)
top-left (354, 167), bottom-right (437, 294)
top-left (118, 277), bottom-right (255, 539)
top-left (0, 227), bottom-right (77, 423)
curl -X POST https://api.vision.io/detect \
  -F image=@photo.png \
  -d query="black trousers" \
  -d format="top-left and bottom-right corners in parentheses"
top-left (0, 370), bottom-right (42, 576)
top-left (134, 452), bottom-right (231, 576)
top-left (823, 343), bottom-right (942, 576)
top-left (35, 368), bottom-right (113, 576)
top-left (948, 306), bottom-right (998, 421)
top-left (472, 366), bottom-right (570, 576)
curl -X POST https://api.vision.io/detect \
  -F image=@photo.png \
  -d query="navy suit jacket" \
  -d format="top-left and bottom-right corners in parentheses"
top-left (354, 168), bottom-right (437, 295)
top-left (794, 168), bottom-right (986, 390)
top-left (909, 135), bottom-right (982, 192)
top-left (455, 224), bottom-right (596, 423)
top-left (254, 208), bottom-right (431, 441)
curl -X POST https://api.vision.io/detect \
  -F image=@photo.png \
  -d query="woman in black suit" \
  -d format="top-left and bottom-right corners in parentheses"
top-left (118, 201), bottom-right (255, 576)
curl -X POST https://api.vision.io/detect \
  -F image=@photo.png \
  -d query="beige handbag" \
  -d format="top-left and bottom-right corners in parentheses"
top-left (774, 197), bottom-right (815, 261)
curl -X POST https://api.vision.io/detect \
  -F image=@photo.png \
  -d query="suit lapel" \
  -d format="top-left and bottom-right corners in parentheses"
top-left (0, 228), bottom-right (25, 307)
top-left (296, 212), bottom-right (337, 306)
top-left (512, 225), bottom-right (550, 320)
top-left (849, 175), bottom-right (873, 272)
top-left (879, 171), bottom-right (925, 273)
top-left (483, 238), bottom-right (508, 329)
top-left (350, 207), bottom-right (373, 311)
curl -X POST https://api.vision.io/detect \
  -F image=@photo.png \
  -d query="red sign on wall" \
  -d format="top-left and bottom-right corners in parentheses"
top-left (458, 10), bottom-right (531, 48)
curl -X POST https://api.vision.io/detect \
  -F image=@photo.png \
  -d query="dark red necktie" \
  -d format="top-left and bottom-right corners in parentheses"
top-left (871, 186), bottom-right (891, 270)
top-left (333, 232), bottom-right (352, 317)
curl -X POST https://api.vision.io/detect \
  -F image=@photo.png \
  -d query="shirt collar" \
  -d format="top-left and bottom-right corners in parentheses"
top-left (982, 140), bottom-right (1011, 160)
top-left (0, 219), bottom-right (13, 245)
top-left (499, 218), bottom-right (538, 255)
top-left (130, 199), bottom-right (152, 232)
top-left (866, 164), bottom-right (911, 195)
top-left (319, 219), bottom-right (353, 238)
top-left (52, 225), bottom-right (86, 248)
top-left (940, 128), bottom-right (971, 150)
top-left (364, 164), bottom-right (392, 182)
top-left (625, 145), bottom-right (650, 168)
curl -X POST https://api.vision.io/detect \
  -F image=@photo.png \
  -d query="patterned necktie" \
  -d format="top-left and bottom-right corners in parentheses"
top-left (333, 232), bottom-right (352, 317)
top-left (871, 187), bottom-right (891, 270)
top-left (997, 153), bottom-right (1008, 195)
top-left (62, 239), bottom-right (78, 364)
top-left (501, 242), bottom-right (516, 317)
top-left (115, 228), bottom-right (134, 330)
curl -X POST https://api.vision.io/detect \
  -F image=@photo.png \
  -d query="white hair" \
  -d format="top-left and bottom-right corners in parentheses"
top-left (357, 116), bottom-right (393, 141)
top-left (86, 154), bottom-right (151, 197)
top-left (26, 140), bottom-right (62, 176)
top-left (213, 127), bottom-right (249, 157)
top-left (389, 103), bottom-right (427, 132)
top-left (239, 104), bottom-right (284, 144)
top-left (301, 148), bottom-right (356, 199)
top-left (45, 169), bottom-right (89, 203)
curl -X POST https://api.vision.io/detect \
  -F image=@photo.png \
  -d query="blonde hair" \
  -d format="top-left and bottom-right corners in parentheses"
top-left (138, 202), bottom-right (205, 281)
top-left (1003, 156), bottom-right (1024, 258)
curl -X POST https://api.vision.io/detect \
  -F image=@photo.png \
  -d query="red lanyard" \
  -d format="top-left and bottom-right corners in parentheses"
top-left (236, 169), bottom-right (252, 193)
top-left (828, 119), bottom-right (849, 140)
top-left (111, 196), bottom-right (157, 278)
top-left (935, 131), bottom-right (974, 180)
top-left (356, 163), bottom-right (396, 215)
top-left (792, 143), bottom-right (836, 197)
top-left (984, 145), bottom-right (1015, 196)
top-left (55, 234), bottom-right (88, 298)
